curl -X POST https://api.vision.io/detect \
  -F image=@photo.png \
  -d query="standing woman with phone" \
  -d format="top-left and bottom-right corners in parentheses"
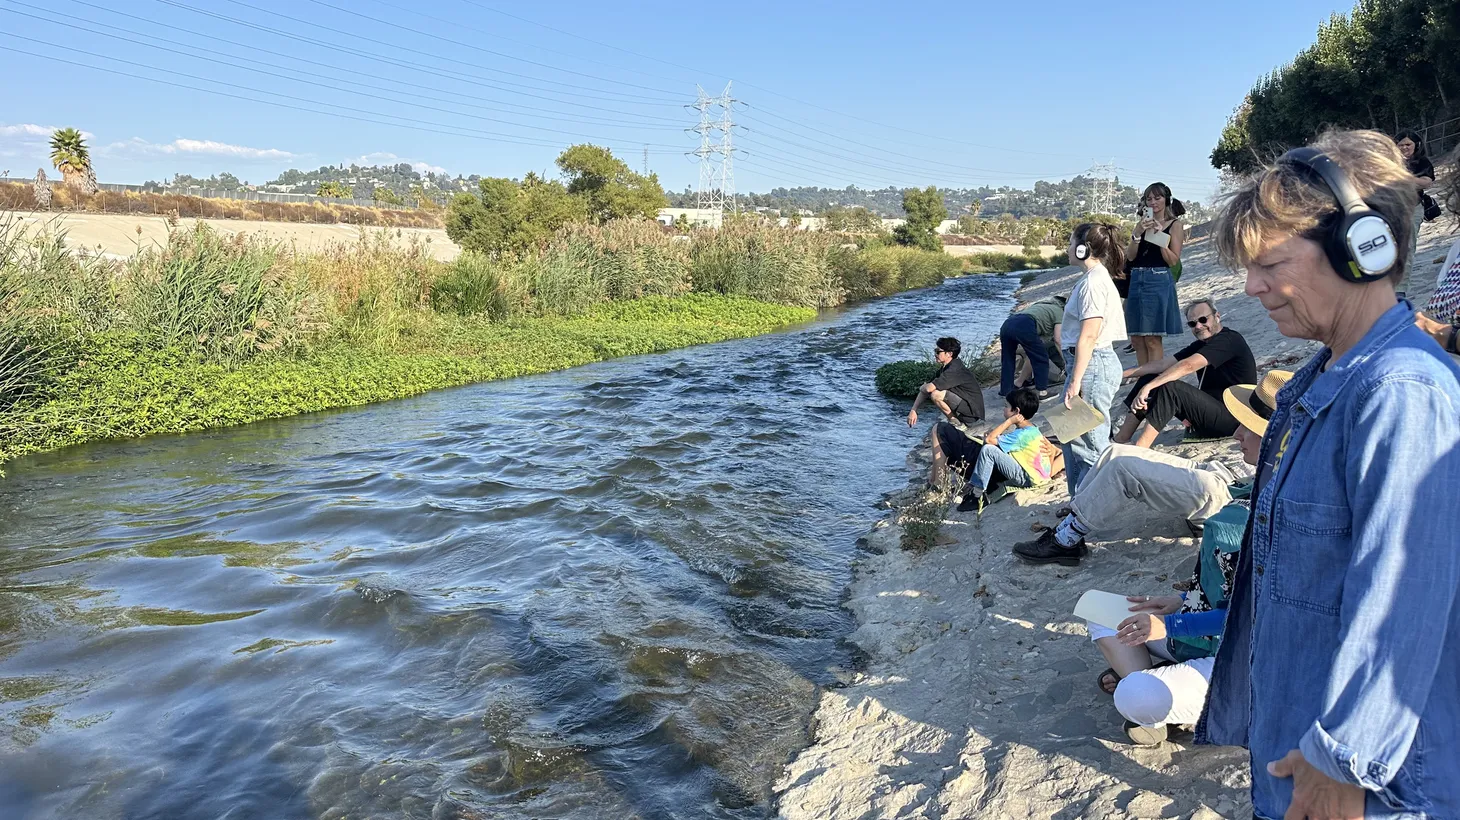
top-left (1124, 183), bottom-right (1186, 367)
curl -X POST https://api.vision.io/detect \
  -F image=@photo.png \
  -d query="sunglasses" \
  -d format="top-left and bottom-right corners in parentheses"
top-left (1187, 315), bottom-right (1213, 329)
top-left (934, 348), bottom-right (952, 355)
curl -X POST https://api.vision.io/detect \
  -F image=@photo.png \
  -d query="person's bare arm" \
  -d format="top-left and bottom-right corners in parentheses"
top-left (984, 415), bottom-right (1019, 445)
top-left (1416, 311), bottom-right (1457, 351)
top-left (907, 383), bottom-right (932, 426)
top-left (1131, 355), bottom-right (1208, 411)
top-left (1064, 317), bottom-right (1104, 408)
top-left (1122, 356), bottom-right (1178, 381)
top-left (1158, 220), bottom-right (1184, 267)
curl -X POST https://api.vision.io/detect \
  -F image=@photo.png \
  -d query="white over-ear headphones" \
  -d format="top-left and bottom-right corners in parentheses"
top-left (1073, 225), bottom-right (1090, 260)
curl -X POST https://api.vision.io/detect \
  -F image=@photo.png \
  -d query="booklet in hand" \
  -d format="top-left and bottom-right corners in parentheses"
top-left (1074, 590), bottom-right (1137, 630)
top-left (1143, 229), bottom-right (1172, 249)
top-left (1040, 394), bottom-right (1105, 442)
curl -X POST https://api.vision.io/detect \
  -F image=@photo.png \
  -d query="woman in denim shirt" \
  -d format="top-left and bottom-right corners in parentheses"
top-left (1198, 129), bottom-right (1460, 819)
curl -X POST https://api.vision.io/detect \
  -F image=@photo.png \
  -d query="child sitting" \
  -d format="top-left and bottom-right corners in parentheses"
top-left (937, 388), bottom-right (1061, 512)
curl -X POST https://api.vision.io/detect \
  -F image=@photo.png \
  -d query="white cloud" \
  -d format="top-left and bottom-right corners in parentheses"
top-left (0, 123), bottom-right (96, 141)
top-left (101, 137), bottom-right (297, 161)
top-left (351, 151), bottom-right (449, 175)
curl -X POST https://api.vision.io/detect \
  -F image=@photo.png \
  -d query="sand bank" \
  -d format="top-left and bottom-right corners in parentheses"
top-left (775, 221), bottom-right (1457, 819)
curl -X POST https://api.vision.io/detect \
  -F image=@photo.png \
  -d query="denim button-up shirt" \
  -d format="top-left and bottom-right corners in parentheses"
top-left (1198, 303), bottom-right (1460, 819)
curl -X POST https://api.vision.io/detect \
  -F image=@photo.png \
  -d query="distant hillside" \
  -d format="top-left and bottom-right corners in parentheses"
top-left (668, 177), bottom-right (1155, 220)
top-left (264, 164), bottom-right (482, 202)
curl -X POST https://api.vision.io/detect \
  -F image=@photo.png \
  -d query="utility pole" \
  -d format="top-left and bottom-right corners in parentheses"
top-left (642, 145), bottom-right (649, 176)
top-left (689, 83), bottom-right (736, 214)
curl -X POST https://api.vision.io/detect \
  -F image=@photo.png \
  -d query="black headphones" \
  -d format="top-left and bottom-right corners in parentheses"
top-left (1279, 147), bottom-right (1399, 283)
top-left (1073, 223), bottom-right (1091, 260)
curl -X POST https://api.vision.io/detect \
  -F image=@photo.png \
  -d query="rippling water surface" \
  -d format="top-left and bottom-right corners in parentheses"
top-left (0, 274), bottom-right (1018, 819)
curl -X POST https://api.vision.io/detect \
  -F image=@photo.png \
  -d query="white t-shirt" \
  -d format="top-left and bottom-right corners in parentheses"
top-left (1060, 262), bottom-right (1128, 349)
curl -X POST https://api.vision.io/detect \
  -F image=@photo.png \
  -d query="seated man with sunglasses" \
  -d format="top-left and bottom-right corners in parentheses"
top-left (1113, 299), bottom-right (1256, 449)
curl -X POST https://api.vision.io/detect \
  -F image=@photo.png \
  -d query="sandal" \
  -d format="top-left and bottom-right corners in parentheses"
top-left (1097, 667), bottom-right (1121, 696)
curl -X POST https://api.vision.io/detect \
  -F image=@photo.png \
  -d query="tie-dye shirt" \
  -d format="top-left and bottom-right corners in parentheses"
top-left (997, 425), bottom-right (1054, 485)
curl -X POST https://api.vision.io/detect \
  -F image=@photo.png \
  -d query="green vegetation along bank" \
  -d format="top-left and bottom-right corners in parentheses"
top-left (0, 213), bottom-right (965, 466)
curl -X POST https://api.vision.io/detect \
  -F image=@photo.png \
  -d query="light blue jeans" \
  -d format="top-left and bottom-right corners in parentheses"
top-left (968, 445), bottom-right (1034, 494)
top-left (1061, 346), bottom-right (1121, 496)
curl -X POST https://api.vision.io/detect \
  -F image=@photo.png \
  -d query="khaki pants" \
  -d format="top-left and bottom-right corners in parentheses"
top-left (1069, 444), bottom-right (1234, 533)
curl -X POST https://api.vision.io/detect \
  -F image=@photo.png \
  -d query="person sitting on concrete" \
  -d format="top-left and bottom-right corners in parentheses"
top-left (929, 388), bottom-right (1063, 510)
top-left (1011, 370), bottom-right (1292, 567)
top-left (1082, 374), bottom-right (1287, 746)
top-left (999, 296), bottom-right (1066, 398)
top-left (906, 337), bottom-right (985, 433)
top-left (1113, 299), bottom-right (1257, 448)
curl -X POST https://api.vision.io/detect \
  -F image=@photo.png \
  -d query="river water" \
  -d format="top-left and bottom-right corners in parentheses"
top-left (0, 273), bottom-right (1019, 819)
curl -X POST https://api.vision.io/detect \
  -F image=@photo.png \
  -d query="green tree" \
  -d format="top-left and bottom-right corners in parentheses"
top-left (445, 175), bottom-right (585, 256)
top-left (555, 144), bottom-right (667, 223)
top-left (672, 213), bottom-right (691, 233)
top-left (49, 127), bottom-right (91, 187)
top-left (822, 206), bottom-right (883, 233)
top-left (373, 186), bottom-right (404, 206)
top-left (316, 181), bottom-right (351, 198)
top-left (1212, 0), bottom-right (1460, 173)
top-left (892, 186), bottom-right (947, 252)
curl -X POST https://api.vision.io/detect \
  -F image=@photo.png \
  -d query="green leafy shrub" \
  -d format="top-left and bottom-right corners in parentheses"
top-left (0, 296), bottom-right (813, 464)
top-left (875, 359), bottom-right (940, 398)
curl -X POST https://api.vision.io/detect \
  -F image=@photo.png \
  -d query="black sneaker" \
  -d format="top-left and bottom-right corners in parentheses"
top-left (1012, 528), bottom-right (1087, 566)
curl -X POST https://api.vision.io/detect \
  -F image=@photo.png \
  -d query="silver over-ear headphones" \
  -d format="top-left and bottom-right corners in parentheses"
top-left (1279, 147), bottom-right (1399, 283)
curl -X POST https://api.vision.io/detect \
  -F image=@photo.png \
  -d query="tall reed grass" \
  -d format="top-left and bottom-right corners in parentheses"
top-left (0, 182), bottom-right (442, 228)
top-left (0, 215), bottom-right (965, 464)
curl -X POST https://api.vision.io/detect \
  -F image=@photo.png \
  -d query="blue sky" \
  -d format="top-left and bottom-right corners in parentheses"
top-left (0, 0), bottom-right (1348, 203)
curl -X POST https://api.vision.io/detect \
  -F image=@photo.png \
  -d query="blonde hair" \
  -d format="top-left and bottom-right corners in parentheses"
top-left (1213, 129), bottom-right (1421, 275)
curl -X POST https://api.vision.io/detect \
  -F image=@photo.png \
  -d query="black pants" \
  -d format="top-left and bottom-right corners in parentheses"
top-left (1123, 373), bottom-right (1238, 439)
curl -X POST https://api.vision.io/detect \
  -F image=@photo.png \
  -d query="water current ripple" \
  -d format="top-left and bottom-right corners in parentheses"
top-left (0, 273), bottom-right (1019, 818)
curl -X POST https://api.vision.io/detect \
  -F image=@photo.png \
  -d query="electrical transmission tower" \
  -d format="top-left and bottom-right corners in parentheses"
top-left (1089, 159), bottom-right (1117, 216)
top-left (690, 83), bottom-right (736, 213)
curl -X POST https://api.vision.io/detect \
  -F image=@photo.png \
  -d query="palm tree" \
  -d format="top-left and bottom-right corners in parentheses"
top-left (49, 128), bottom-right (91, 187)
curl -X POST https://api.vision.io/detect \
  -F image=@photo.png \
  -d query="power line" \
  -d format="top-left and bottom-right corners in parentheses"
top-left (0, 4), bottom-right (689, 138)
top-left (154, 0), bottom-right (684, 106)
top-left (39, 0), bottom-right (688, 124)
top-left (443, 1), bottom-right (1143, 163)
top-left (290, 0), bottom-right (684, 96)
top-left (0, 38), bottom-right (683, 156)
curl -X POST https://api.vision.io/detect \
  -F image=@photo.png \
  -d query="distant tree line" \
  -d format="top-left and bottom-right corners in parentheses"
top-left (667, 176), bottom-right (1146, 221)
top-left (1211, 0), bottom-right (1460, 174)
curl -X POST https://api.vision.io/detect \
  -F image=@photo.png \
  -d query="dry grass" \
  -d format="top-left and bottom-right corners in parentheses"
top-left (0, 182), bottom-right (443, 229)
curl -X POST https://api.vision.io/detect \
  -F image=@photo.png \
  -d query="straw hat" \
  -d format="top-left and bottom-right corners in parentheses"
top-left (1223, 370), bottom-right (1295, 437)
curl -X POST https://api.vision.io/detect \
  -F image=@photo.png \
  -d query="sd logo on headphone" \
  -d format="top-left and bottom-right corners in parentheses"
top-left (1279, 147), bottom-right (1399, 283)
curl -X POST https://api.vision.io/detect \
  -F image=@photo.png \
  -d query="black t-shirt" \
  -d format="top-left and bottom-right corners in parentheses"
top-left (1409, 156), bottom-right (1436, 203)
top-left (1174, 327), bottom-right (1257, 400)
top-left (932, 359), bottom-right (986, 422)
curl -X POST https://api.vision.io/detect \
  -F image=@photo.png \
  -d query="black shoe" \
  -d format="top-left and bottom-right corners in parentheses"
top-left (1012, 529), bottom-right (1088, 566)
top-left (1124, 720), bottom-right (1168, 746)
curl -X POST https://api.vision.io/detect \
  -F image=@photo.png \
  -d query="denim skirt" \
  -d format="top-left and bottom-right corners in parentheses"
top-left (1124, 266), bottom-right (1184, 335)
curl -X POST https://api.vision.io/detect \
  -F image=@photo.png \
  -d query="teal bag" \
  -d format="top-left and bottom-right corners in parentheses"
top-left (1167, 497), bottom-right (1249, 661)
